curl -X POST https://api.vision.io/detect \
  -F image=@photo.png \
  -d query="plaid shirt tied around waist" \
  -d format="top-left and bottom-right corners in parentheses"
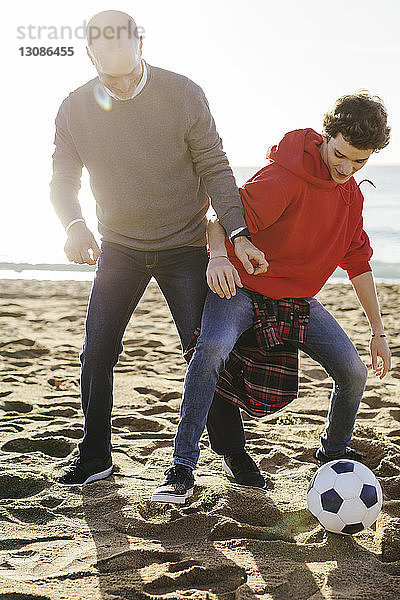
top-left (184, 293), bottom-right (310, 418)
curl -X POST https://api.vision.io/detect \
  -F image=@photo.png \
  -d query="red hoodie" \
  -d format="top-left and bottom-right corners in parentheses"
top-left (226, 128), bottom-right (373, 299)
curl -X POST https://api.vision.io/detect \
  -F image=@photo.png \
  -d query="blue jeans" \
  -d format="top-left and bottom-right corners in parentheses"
top-left (78, 241), bottom-right (208, 460)
top-left (173, 288), bottom-right (368, 469)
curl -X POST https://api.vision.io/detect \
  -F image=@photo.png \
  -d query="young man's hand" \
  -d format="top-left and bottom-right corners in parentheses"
top-left (233, 236), bottom-right (268, 274)
top-left (370, 335), bottom-right (391, 379)
top-left (64, 222), bottom-right (101, 265)
top-left (207, 256), bottom-right (242, 299)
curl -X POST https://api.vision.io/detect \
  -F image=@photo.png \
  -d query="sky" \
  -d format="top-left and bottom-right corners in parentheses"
top-left (1, 0), bottom-right (400, 263)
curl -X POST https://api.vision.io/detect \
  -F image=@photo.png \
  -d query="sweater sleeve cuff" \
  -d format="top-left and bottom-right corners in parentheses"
top-left (218, 210), bottom-right (247, 239)
top-left (347, 262), bottom-right (372, 280)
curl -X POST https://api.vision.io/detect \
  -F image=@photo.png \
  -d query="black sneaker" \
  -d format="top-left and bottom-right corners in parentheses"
top-left (57, 456), bottom-right (113, 485)
top-left (152, 465), bottom-right (194, 504)
top-left (315, 447), bottom-right (365, 465)
top-left (222, 450), bottom-right (267, 489)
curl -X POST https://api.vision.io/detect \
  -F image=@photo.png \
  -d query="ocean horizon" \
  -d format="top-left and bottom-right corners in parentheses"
top-left (1, 261), bottom-right (399, 284)
top-left (1, 164), bottom-right (399, 282)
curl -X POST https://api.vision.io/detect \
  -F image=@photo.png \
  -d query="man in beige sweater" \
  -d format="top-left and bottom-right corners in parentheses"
top-left (50, 10), bottom-right (266, 485)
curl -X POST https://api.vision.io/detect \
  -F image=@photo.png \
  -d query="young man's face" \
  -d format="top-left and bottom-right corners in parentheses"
top-left (322, 133), bottom-right (373, 183)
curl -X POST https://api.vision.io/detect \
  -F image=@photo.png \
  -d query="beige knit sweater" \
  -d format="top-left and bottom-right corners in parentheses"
top-left (50, 63), bottom-right (246, 250)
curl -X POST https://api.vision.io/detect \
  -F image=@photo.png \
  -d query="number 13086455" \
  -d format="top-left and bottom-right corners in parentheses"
top-left (19, 47), bottom-right (74, 56)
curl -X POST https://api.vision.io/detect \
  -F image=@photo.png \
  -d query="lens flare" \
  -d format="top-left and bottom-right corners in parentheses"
top-left (93, 82), bottom-right (112, 111)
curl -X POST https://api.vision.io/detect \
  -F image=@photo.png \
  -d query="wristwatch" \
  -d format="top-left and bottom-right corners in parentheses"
top-left (230, 227), bottom-right (252, 243)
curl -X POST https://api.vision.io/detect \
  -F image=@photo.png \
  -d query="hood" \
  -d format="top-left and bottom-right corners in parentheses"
top-left (266, 128), bottom-right (361, 204)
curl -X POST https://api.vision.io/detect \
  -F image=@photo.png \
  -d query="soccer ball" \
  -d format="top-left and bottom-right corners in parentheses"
top-left (307, 460), bottom-right (382, 535)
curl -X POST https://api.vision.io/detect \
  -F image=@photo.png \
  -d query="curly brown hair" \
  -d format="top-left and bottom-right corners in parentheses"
top-left (322, 92), bottom-right (390, 152)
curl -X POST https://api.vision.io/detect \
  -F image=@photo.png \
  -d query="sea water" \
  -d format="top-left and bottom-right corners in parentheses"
top-left (1, 165), bottom-right (399, 282)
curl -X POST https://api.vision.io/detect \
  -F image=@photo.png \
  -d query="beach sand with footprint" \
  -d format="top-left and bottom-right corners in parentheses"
top-left (0, 279), bottom-right (400, 599)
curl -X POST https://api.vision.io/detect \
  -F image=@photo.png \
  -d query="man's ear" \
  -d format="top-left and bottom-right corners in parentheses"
top-left (86, 46), bottom-right (95, 65)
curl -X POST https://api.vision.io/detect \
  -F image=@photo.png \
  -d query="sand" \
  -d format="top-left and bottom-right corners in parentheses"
top-left (0, 278), bottom-right (399, 600)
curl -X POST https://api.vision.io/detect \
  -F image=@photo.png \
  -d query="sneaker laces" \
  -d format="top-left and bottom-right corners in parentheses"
top-left (63, 456), bottom-right (84, 475)
top-left (164, 465), bottom-right (191, 483)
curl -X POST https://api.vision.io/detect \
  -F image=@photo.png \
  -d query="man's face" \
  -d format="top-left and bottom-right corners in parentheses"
top-left (88, 39), bottom-right (143, 101)
top-left (323, 133), bottom-right (373, 183)
top-left (99, 61), bottom-right (143, 101)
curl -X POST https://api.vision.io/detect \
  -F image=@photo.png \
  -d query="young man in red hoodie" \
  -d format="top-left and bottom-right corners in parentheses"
top-left (152, 92), bottom-right (392, 504)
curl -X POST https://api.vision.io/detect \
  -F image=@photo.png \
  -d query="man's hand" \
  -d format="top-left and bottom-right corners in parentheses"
top-left (370, 335), bottom-right (391, 379)
top-left (234, 236), bottom-right (268, 275)
top-left (64, 222), bottom-right (101, 265)
top-left (207, 256), bottom-right (242, 299)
